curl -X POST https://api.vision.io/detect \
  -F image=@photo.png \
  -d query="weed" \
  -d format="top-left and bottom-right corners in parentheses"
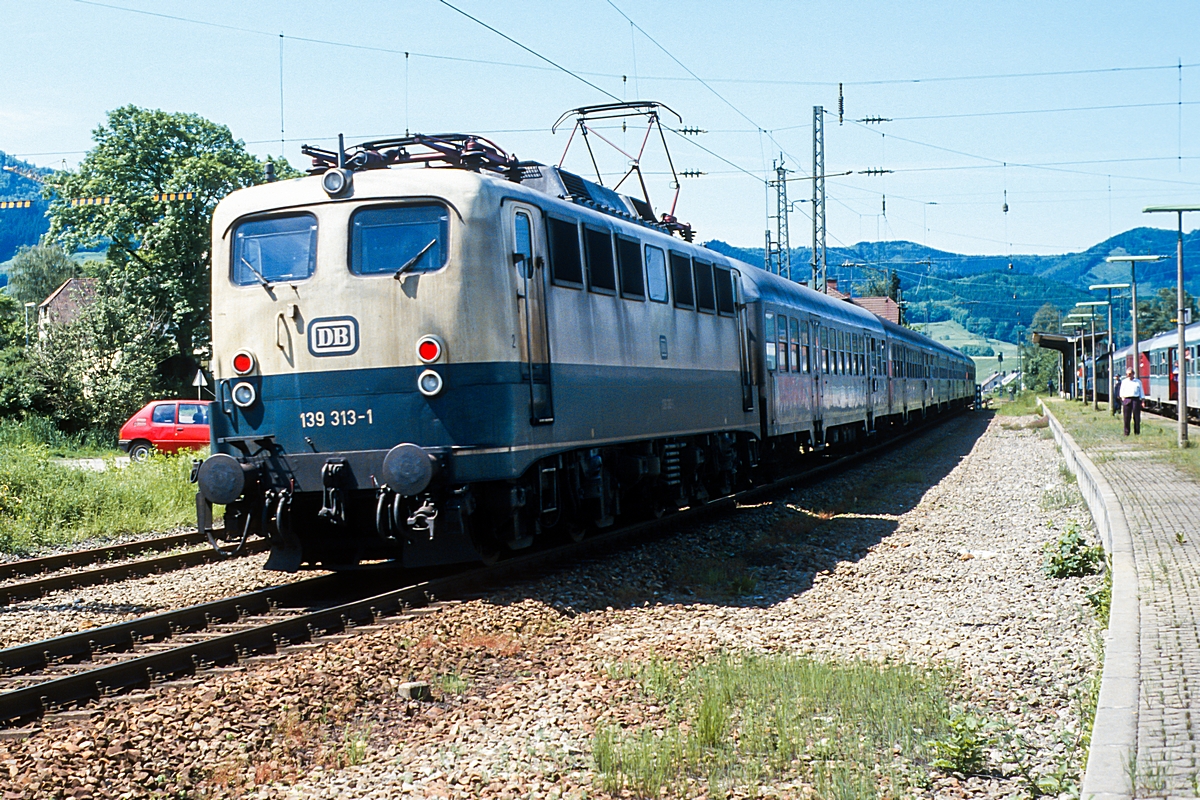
top-left (594, 653), bottom-right (950, 797)
top-left (1039, 487), bottom-right (1079, 511)
top-left (1086, 567), bottom-right (1113, 627)
top-left (340, 724), bottom-right (370, 766)
top-left (1059, 464), bottom-right (1077, 484)
top-left (670, 556), bottom-right (758, 597)
top-left (435, 672), bottom-right (469, 695)
top-left (927, 709), bottom-right (996, 774)
top-left (1043, 523), bottom-right (1104, 578)
top-left (1177, 531), bottom-right (1186, 545)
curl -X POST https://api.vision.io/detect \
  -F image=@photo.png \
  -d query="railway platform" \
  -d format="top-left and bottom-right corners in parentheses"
top-left (1041, 398), bottom-right (1200, 798)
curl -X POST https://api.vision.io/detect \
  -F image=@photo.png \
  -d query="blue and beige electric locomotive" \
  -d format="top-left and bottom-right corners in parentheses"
top-left (194, 130), bottom-right (975, 571)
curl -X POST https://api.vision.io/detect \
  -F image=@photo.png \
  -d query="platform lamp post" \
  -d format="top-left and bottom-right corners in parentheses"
top-left (1069, 308), bottom-right (1102, 410)
top-left (1076, 302), bottom-right (1109, 410)
top-left (1105, 256), bottom-right (1166, 390)
top-left (1070, 321), bottom-right (1089, 400)
top-left (1143, 204), bottom-right (1200, 447)
top-left (1089, 284), bottom-right (1129, 416)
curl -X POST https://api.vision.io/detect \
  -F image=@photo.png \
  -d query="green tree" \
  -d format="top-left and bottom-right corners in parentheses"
top-left (1030, 302), bottom-right (1061, 334)
top-left (1138, 287), bottom-right (1198, 338)
top-left (44, 105), bottom-right (298, 383)
top-left (5, 242), bottom-right (80, 306)
top-left (32, 289), bottom-right (172, 434)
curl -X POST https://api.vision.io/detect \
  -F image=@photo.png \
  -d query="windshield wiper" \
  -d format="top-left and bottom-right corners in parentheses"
top-left (240, 256), bottom-right (273, 289)
top-left (393, 239), bottom-right (438, 280)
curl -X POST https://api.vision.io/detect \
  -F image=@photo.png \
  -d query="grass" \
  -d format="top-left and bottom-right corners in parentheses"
top-left (0, 442), bottom-right (198, 553)
top-left (1047, 397), bottom-right (1200, 482)
top-left (595, 653), bottom-right (952, 798)
top-left (0, 416), bottom-right (122, 457)
top-left (995, 391), bottom-right (1047, 417)
top-left (670, 555), bottom-right (758, 598)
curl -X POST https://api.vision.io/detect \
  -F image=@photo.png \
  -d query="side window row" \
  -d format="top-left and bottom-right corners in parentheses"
top-left (548, 217), bottom-right (735, 316)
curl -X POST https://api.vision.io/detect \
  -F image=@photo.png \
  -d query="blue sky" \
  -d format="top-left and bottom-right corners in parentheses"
top-left (4, 0), bottom-right (1200, 256)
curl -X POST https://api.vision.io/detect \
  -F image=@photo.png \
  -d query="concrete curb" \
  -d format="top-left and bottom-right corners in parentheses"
top-left (1039, 399), bottom-right (1138, 799)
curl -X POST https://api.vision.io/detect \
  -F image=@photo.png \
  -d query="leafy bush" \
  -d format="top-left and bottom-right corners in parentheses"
top-left (928, 709), bottom-right (997, 774)
top-left (1043, 523), bottom-right (1104, 578)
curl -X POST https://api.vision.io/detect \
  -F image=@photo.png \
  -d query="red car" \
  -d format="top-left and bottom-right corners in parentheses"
top-left (118, 400), bottom-right (212, 461)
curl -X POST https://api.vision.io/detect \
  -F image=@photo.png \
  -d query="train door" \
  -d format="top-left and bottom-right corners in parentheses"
top-left (1170, 346), bottom-right (1179, 402)
top-left (732, 269), bottom-right (754, 412)
top-left (509, 204), bottom-right (554, 423)
top-left (810, 321), bottom-right (823, 440)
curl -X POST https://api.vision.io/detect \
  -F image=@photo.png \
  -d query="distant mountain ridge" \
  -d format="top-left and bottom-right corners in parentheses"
top-left (703, 228), bottom-right (1199, 344)
top-left (703, 227), bottom-right (1200, 296)
top-left (0, 150), bottom-right (52, 264)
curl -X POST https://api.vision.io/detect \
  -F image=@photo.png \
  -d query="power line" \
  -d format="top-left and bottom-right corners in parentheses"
top-left (436, 0), bottom-right (620, 102)
top-left (59, 2), bottom-right (1200, 91)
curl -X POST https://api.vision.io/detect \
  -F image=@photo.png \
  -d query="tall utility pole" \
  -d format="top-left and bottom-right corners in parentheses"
top-left (1144, 204), bottom-right (1200, 447)
top-left (768, 157), bottom-right (791, 280)
top-left (811, 106), bottom-right (827, 292)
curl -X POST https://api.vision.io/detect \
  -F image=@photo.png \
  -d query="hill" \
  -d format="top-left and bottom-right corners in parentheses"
top-left (703, 229), bottom-right (1195, 345)
top-left (0, 151), bottom-right (52, 263)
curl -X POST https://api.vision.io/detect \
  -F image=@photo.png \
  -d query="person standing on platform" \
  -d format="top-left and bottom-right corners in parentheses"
top-left (1119, 367), bottom-right (1144, 436)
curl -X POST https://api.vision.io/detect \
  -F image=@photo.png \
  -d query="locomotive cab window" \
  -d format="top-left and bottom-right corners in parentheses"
top-left (584, 226), bottom-right (616, 294)
top-left (350, 204), bottom-right (449, 275)
top-left (671, 253), bottom-right (695, 309)
top-left (645, 245), bottom-right (669, 303)
top-left (615, 236), bottom-right (644, 299)
top-left (694, 261), bottom-right (716, 313)
top-left (548, 217), bottom-right (584, 287)
top-left (232, 213), bottom-right (317, 285)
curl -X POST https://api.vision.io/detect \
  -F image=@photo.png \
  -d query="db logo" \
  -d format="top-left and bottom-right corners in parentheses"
top-left (308, 317), bottom-right (360, 357)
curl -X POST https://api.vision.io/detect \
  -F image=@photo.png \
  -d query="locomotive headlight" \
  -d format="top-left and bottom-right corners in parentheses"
top-left (417, 369), bottom-right (443, 397)
top-left (416, 334), bottom-right (444, 364)
top-left (232, 381), bottom-right (257, 408)
top-left (232, 350), bottom-right (256, 375)
top-left (321, 168), bottom-right (352, 197)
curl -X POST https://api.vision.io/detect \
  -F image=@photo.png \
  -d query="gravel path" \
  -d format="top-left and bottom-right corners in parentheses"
top-left (0, 413), bottom-right (1104, 799)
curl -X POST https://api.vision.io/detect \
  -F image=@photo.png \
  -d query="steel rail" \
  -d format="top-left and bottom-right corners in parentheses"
top-left (0, 539), bottom-right (268, 606)
top-left (0, 409), bottom-right (970, 726)
top-left (0, 531), bottom-right (208, 583)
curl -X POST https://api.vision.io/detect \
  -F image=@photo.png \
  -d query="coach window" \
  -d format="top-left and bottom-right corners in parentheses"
top-left (694, 261), bottom-right (717, 313)
top-left (548, 218), bottom-right (584, 286)
top-left (645, 245), bottom-right (669, 303)
top-left (232, 212), bottom-right (317, 285)
top-left (615, 236), bottom-right (645, 299)
top-left (821, 327), bottom-right (830, 373)
top-left (350, 204), bottom-right (448, 276)
top-left (584, 226), bottom-right (616, 294)
top-left (765, 312), bottom-right (777, 371)
top-left (714, 267), bottom-right (735, 316)
top-left (777, 315), bottom-right (789, 371)
top-left (789, 318), bottom-right (800, 373)
top-left (802, 323), bottom-right (812, 373)
top-left (671, 253), bottom-right (695, 309)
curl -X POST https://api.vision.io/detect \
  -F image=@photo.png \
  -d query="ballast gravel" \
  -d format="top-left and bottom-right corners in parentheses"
top-left (0, 412), bottom-right (1104, 799)
top-left (0, 552), bottom-right (313, 650)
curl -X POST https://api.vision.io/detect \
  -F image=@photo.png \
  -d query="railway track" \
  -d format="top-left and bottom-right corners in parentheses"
top-left (0, 410), bottom-right (970, 729)
top-left (0, 532), bottom-right (268, 606)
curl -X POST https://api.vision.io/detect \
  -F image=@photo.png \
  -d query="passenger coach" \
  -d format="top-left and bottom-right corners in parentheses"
top-left (193, 133), bottom-right (974, 570)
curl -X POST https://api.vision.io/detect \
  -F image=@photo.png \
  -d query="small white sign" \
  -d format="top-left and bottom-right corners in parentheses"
top-left (192, 369), bottom-right (208, 387)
